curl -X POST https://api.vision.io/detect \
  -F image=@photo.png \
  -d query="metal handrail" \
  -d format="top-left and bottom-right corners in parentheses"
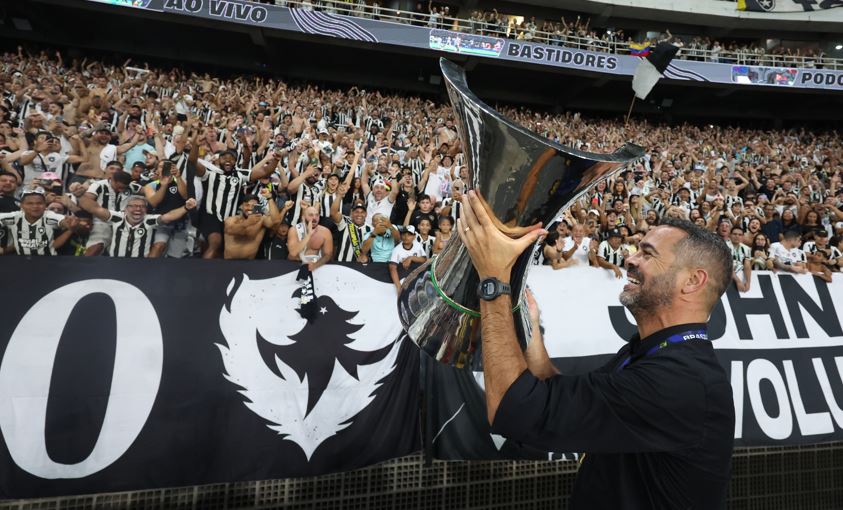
top-left (269, 0), bottom-right (843, 71)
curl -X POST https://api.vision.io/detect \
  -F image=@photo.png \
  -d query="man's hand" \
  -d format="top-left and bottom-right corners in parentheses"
top-left (184, 198), bottom-right (197, 210)
top-left (612, 265), bottom-right (623, 279)
top-left (457, 191), bottom-right (546, 282)
top-left (474, 191), bottom-right (543, 239)
top-left (402, 257), bottom-right (413, 269)
top-left (64, 216), bottom-right (79, 230)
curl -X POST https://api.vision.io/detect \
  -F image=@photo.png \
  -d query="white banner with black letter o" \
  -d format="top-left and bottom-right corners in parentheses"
top-left (0, 280), bottom-right (163, 479)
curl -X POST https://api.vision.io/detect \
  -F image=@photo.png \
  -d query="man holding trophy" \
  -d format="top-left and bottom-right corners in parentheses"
top-left (399, 59), bottom-right (735, 509)
top-left (457, 192), bottom-right (734, 509)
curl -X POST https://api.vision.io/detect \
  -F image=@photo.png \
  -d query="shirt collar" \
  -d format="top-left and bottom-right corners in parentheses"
top-left (628, 322), bottom-right (709, 357)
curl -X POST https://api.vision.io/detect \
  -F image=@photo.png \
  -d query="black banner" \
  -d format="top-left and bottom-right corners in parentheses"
top-left (0, 258), bottom-right (419, 498)
top-left (4, 258), bottom-right (843, 496)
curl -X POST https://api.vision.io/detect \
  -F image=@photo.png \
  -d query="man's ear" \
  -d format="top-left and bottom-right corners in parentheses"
top-left (682, 268), bottom-right (709, 297)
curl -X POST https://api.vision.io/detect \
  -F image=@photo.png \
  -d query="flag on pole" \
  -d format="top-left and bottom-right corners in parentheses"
top-left (631, 42), bottom-right (679, 100)
top-left (629, 42), bottom-right (651, 57)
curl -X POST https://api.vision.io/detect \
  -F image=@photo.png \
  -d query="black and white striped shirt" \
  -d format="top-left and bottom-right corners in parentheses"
top-left (198, 160), bottom-right (252, 221)
top-left (649, 197), bottom-right (668, 218)
top-left (803, 241), bottom-right (842, 268)
top-left (319, 191), bottom-right (339, 219)
top-left (364, 116), bottom-right (384, 132)
top-left (87, 179), bottom-right (131, 212)
top-left (334, 110), bottom-right (353, 129)
top-left (16, 98), bottom-right (34, 128)
top-left (440, 197), bottom-right (461, 221)
top-left (106, 211), bottom-right (161, 258)
top-left (336, 216), bottom-right (373, 262)
top-left (0, 210), bottom-right (64, 256)
top-left (725, 240), bottom-right (751, 273)
top-left (415, 234), bottom-right (436, 257)
top-left (290, 180), bottom-right (326, 226)
top-left (598, 240), bottom-right (625, 267)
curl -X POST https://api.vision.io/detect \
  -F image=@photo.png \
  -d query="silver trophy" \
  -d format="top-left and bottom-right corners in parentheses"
top-left (397, 58), bottom-right (644, 370)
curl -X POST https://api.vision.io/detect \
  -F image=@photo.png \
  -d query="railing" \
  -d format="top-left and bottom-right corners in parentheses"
top-left (265, 0), bottom-right (843, 70)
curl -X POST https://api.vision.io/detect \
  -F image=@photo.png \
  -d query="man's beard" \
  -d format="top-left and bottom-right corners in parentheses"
top-left (619, 267), bottom-right (676, 316)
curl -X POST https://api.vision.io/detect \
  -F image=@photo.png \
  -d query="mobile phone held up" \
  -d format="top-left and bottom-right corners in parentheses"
top-left (161, 161), bottom-right (173, 178)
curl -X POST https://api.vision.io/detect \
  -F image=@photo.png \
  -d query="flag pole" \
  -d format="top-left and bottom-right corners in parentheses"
top-left (625, 94), bottom-right (636, 126)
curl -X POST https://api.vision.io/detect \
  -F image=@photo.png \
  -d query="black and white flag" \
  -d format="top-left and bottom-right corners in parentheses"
top-left (0, 258), bottom-right (420, 498)
top-left (631, 42), bottom-right (680, 100)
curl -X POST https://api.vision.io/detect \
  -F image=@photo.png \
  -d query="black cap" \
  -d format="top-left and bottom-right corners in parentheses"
top-left (131, 161), bottom-right (145, 168)
top-left (351, 203), bottom-right (366, 212)
top-left (608, 228), bottom-right (623, 238)
top-left (815, 229), bottom-right (829, 237)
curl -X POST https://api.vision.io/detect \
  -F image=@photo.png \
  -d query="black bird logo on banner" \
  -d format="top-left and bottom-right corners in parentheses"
top-left (257, 295), bottom-right (392, 416)
top-left (217, 267), bottom-right (403, 460)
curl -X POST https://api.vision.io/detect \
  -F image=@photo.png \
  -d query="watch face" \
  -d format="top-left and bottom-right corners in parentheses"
top-left (482, 280), bottom-right (496, 297)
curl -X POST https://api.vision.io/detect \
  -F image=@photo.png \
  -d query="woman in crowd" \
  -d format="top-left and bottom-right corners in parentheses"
top-left (750, 233), bottom-right (773, 271)
top-left (781, 208), bottom-right (801, 237)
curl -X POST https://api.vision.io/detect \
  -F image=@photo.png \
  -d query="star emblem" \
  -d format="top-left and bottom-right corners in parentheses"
top-left (319, 306), bottom-right (327, 315)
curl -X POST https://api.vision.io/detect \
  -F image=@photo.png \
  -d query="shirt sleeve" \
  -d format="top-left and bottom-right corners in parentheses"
top-left (146, 215), bottom-right (162, 227)
top-left (0, 212), bottom-right (20, 226)
top-left (197, 159), bottom-right (221, 181)
top-left (337, 216), bottom-right (348, 232)
top-left (490, 355), bottom-right (707, 454)
top-left (86, 180), bottom-right (103, 196)
top-left (108, 211), bottom-right (125, 224)
top-left (43, 211), bottom-right (65, 227)
top-left (389, 245), bottom-right (401, 264)
top-left (598, 241), bottom-right (608, 260)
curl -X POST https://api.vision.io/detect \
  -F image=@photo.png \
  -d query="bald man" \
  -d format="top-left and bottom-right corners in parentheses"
top-left (287, 204), bottom-right (333, 271)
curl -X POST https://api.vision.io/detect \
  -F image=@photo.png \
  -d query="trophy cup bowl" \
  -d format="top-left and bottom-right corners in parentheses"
top-left (398, 58), bottom-right (645, 371)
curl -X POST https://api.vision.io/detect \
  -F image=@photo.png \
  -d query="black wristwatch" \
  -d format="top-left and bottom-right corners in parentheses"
top-left (477, 277), bottom-right (512, 301)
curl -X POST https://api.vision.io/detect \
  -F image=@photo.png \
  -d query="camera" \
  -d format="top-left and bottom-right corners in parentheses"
top-left (161, 161), bottom-right (173, 178)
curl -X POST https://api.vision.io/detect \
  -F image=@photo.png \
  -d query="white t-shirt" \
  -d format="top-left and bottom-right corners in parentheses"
top-left (98, 144), bottom-right (118, 171)
top-left (389, 242), bottom-right (426, 265)
top-left (22, 151), bottom-right (69, 184)
top-left (365, 192), bottom-right (394, 226)
top-left (423, 172), bottom-right (445, 204)
top-left (563, 236), bottom-right (592, 265)
top-left (769, 242), bottom-right (805, 266)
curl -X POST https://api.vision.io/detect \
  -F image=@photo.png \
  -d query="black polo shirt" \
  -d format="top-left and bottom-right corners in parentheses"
top-left (491, 323), bottom-right (734, 510)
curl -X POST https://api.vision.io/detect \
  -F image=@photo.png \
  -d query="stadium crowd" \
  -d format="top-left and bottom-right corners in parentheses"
top-left (1, 47), bottom-right (842, 292)
top-left (254, 0), bottom-right (831, 68)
